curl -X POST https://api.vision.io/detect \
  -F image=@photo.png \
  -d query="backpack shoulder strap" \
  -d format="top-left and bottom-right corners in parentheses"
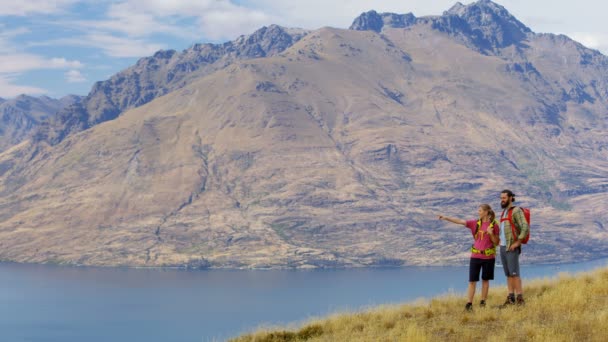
top-left (500, 208), bottom-right (508, 221)
top-left (507, 206), bottom-right (521, 236)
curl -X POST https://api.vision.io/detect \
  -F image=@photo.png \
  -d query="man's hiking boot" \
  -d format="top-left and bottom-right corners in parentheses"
top-left (516, 295), bottom-right (525, 306)
top-left (465, 302), bottom-right (473, 312)
top-left (498, 296), bottom-right (515, 309)
top-left (480, 300), bottom-right (486, 308)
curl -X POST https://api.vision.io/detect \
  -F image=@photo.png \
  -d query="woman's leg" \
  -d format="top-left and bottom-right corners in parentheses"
top-left (480, 258), bottom-right (495, 301)
top-left (468, 258), bottom-right (482, 304)
top-left (481, 280), bottom-right (490, 300)
top-left (468, 282), bottom-right (477, 303)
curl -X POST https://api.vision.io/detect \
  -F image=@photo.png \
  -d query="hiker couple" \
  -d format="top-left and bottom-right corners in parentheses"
top-left (438, 189), bottom-right (529, 311)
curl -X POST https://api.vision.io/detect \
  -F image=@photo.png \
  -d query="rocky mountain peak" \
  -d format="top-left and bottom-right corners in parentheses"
top-left (349, 10), bottom-right (417, 32)
top-left (152, 49), bottom-right (177, 59)
top-left (351, 1), bottom-right (531, 53)
top-left (349, 10), bottom-right (384, 32)
top-left (447, 2), bottom-right (467, 14)
top-left (440, 0), bottom-right (531, 50)
top-left (232, 24), bottom-right (308, 58)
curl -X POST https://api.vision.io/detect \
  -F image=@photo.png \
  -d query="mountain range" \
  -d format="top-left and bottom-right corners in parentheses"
top-left (0, 0), bottom-right (607, 268)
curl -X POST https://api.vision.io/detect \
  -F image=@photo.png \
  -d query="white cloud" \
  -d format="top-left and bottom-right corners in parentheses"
top-left (50, 57), bottom-right (83, 69)
top-left (52, 0), bottom-right (272, 59)
top-left (65, 69), bottom-right (86, 83)
top-left (0, 75), bottom-right (47, 97)
top-left (0, 53), bottom-right (83, 97)
top-left (0, 26), bottom-right (30, 47)
top-left (81, 33), bottom-right (166, 58)
top-left (85, 0), bottom-right (271, 41)
top-left (31, 34), bottom-right (165, 58)
top-left (120, 0), bottom-right (266, 18)
top-left (73, 3), bottom-right (188, 38)
top-left (0, 0), bottom-right (77, 16)
top-left (0, 26), bottom-right (32, 64)
top-left (568, 32), bottom-right (608, 53)
top-left (0, 54), bottom-right (82, 73)
top-left (197, 6), bottom-right (270, 40)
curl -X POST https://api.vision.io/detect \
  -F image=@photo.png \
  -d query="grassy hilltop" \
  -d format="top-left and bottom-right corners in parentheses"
top-left (232, 267), bottom-right (608, 342)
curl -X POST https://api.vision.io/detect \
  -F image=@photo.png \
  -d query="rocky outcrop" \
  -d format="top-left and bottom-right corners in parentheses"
top-left (441, 0), bottom-right (531, 50)
top-left (349, 10), bottom-right (417, 32)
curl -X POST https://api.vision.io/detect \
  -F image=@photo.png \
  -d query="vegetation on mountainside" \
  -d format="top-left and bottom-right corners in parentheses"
top-left (232, 267), bottom-right (608, 342)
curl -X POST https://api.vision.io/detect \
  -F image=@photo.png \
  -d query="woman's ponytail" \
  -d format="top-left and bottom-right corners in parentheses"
top-left (480, 204), bottom-right (496, 223)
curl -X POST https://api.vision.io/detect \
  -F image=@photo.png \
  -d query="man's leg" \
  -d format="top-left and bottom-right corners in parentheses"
top-left (500, 247), bottom-right (515, 303)
top-left (508, 247), bottom-right (523, 304)
top-left (500, 247), bottom-right (517, 307)
top-left (514, 276), bottom-right (524, 305)
top-left (514, 276), bottom-right (523, 294)
top-left (507, 276), bottom-right (515, 293)
top-left (498, 276), bottom-right (516, 308)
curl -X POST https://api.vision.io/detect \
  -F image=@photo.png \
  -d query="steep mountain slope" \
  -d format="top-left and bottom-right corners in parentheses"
top-left (0, 1), bottom-right (607, 268)
top-left (0, 95), bottom-right (80, 152)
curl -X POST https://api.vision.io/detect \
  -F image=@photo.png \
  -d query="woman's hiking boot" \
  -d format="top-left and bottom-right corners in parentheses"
top-left (465, 302), bottom-right (473, 312)
top-left (480, 300), bottom-right (486, 308)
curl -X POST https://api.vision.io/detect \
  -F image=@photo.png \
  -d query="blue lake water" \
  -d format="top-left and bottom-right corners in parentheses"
top-left (1, 258), bottom-right (607, 342)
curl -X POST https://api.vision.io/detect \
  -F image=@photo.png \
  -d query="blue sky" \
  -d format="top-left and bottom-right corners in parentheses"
top-left (1, 0), bottom-right (606, 99)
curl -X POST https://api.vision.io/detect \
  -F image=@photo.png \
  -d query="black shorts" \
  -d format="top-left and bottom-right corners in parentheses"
top-left (469, 257), bottom-right (496, 282)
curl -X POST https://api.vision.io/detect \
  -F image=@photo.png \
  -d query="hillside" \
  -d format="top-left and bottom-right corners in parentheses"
top-left (232, 266), bottom-right (608, 341)
top-left (0, 0), bottom-right (607, 268)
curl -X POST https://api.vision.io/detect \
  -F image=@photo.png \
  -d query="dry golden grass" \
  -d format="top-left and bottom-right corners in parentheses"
top-left (231, 267), bottom-right (608, 342)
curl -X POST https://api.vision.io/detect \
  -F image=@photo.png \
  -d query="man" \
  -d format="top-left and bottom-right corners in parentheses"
top-left (498, 189), bottom-right (529, 307)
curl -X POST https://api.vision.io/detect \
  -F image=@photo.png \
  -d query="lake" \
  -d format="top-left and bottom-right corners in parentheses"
top-left (1, 258), bottom-right (607, 342)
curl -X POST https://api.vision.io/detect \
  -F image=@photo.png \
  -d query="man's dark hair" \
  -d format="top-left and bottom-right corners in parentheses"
top-left (502, 189), bottom-right (516, 202)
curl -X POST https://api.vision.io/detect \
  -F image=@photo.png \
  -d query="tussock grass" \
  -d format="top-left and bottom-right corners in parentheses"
top-left (231, 267), bottom-right (608, 342)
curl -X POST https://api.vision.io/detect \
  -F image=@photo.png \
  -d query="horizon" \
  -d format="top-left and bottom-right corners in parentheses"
top-left (1, 0), bottom-right (607, 100)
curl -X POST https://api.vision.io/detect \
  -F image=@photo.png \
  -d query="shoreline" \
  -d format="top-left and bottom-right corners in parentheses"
top-left (2, 255), bottom-right (608, 272)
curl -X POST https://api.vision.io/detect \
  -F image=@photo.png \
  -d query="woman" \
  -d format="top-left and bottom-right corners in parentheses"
top-left (438, 204), bottom-right (499, 311)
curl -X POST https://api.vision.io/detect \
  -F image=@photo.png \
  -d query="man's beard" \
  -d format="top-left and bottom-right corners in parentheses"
top-left (501, 200), bottom-right (510, 209)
